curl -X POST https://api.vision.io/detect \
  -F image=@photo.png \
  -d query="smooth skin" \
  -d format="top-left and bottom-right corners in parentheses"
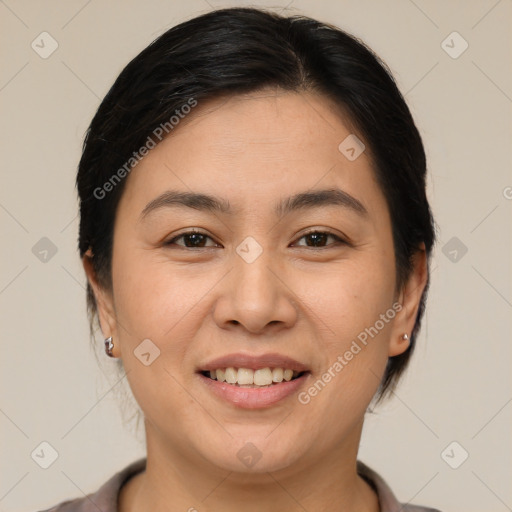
top-left (83, 88), bottom-right (427, 512)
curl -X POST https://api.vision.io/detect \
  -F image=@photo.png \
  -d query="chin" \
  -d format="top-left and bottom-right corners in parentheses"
top-left (197, 433), bottom-right (307, 475)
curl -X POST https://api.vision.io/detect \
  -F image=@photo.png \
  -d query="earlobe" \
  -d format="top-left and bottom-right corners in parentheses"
top-left (388, 332), bottom-right (410, 357)
top-left (82, 249), bottom-right (117, 344)
top-left (388, 243), bottom-right (428, 357)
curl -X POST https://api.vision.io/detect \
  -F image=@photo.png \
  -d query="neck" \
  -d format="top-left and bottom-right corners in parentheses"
top-left (119, 419), bottom-right (379, 512)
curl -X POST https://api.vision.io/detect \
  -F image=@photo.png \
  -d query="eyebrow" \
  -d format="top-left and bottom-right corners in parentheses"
top-left (139, 188), bottom-right (368, 221)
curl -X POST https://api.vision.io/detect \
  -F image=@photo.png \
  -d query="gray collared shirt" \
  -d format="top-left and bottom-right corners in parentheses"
top-left (37, 457), bottom-right (442, 512)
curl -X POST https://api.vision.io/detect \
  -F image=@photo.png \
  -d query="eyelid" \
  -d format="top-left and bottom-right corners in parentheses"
top-left (292, 228), bottom-right (349, 247)
top-left (164, 228), bottom-right (349, 248)
top-left (165, 229), bottom-right (219, 247)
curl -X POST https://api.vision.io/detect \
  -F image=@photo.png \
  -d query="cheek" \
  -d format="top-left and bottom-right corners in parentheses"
top-left (111, 235), bottom-right (200, 328)
top-left (310, 251), bottom-right (396, 339)
top-left (303, 251), bottom-right (396, 397)
top-left (110, 251), bottom-right (205, 419)
top-left (110, 246), bottom-right (229, 382)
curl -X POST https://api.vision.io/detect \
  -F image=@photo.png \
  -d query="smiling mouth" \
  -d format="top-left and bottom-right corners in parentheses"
top-left (199, 368), bottom-right (309, 388)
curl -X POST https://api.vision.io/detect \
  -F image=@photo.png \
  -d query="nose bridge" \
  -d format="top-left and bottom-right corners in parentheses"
top-left (235, 242), bottom-right (274, 305)
top-left (236, 237), bottom-right (278, 312)
top-left (213, 236), bottom-right (297, 333)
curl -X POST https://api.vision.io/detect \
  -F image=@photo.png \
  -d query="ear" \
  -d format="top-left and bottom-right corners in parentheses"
top-left (388, 242), bottom-right (428, 357)
top-left (82, 248), bottom-right (119, 357)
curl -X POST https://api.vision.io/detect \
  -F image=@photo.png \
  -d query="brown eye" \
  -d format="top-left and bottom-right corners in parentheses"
top-left (293, 230), bottom-right (347, 248)
top-left (165, 230), bottom-right (218, 248)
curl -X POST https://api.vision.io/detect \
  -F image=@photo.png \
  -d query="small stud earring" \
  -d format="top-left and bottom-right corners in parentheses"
top-left (104, 336), bottom-right (115, 357)
top-left (401, 333), bottom-right (409, 341)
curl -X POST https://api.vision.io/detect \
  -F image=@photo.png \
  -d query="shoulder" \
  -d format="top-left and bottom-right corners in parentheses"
top-left (34, 458), bottom-right (147, 512)
top-left (357, 460), bottom-right (443, 512)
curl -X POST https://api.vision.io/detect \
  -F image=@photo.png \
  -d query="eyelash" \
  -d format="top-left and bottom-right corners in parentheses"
top-left (164, 229), bottom-right (348, 249)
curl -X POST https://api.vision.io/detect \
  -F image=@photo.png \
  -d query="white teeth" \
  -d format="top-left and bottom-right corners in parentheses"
top-left (254, 368), bottom-right (273, 386)
top-left (224, 367), bottom-right (237, 384)
top-left (283, 369), bottom-right (293, 381)
top-left (272, 367), bottom-right (284, 382)
top-left (237, 368), bottom-right (254, 385)
top-left (204, 367), bottom-right (303, 386)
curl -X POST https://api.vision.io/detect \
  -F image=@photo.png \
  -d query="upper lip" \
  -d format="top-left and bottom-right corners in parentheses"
top-left (197, 352), bottom-right (309, 372)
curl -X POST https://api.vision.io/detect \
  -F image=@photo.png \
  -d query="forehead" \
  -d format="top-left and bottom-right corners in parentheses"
top-left (117, 89), bottom-right (386, 220)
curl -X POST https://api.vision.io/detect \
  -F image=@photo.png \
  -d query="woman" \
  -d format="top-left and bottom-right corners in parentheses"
top-left (39, 7), bottom-right (440, 512)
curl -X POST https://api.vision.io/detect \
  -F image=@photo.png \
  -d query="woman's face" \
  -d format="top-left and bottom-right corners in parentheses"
top-left (87, 90), bottom-right (425, 475)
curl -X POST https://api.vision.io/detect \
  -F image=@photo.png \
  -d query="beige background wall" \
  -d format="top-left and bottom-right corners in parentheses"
top-left (1, 1), bottom-right (511, 511)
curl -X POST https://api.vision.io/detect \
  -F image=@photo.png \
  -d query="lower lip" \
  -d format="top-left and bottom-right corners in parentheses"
top-left (197, 372), bottom-right (310, 409)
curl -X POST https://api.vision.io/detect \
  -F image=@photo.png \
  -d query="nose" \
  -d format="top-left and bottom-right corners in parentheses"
top-left (212, 247), bottom-right (298, 334)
